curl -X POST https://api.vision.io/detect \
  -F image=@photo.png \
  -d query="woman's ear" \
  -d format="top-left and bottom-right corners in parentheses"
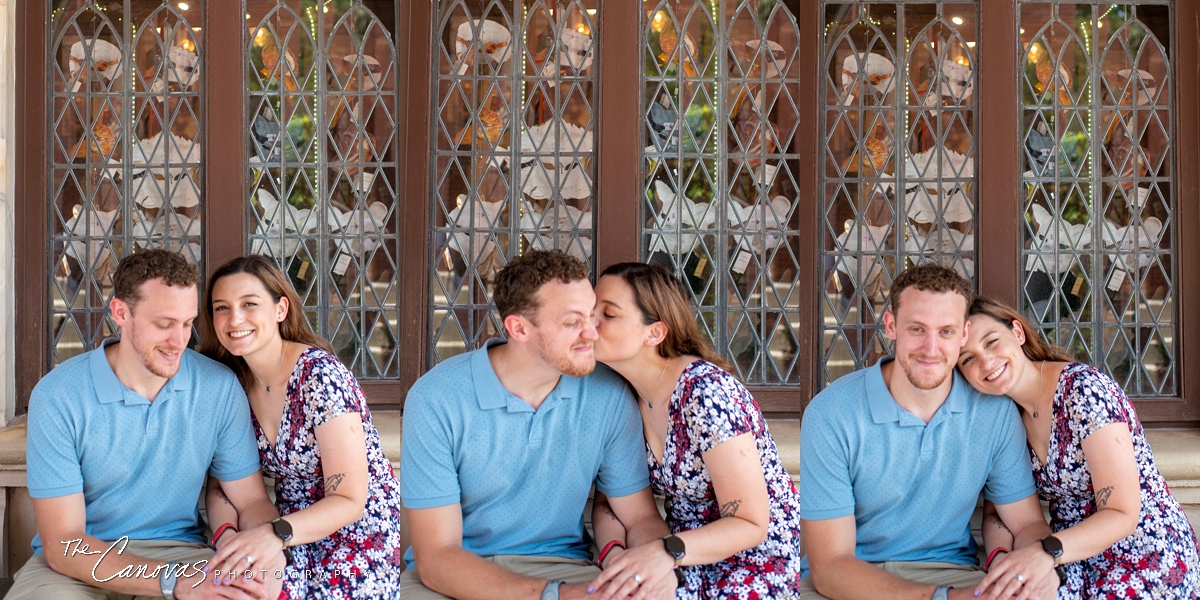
top-left (645, 321), bottom-right (668, 347)
top-left (276, 295), bottom-right (290, 323)
top-left (1011, 318), bottom-right (1027, 345)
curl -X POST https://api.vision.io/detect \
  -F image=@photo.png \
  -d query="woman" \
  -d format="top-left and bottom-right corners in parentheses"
top-left (199, 255), bottom-right (403, 599)
top-left (957, 295), bottom-right (1199, 599)
top-left (587, 262), bottom-right (803, 600)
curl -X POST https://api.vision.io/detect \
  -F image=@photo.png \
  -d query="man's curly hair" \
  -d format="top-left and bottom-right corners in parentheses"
top-left (112, 249), bottom-right (200, 308)
top-left (493, 250), bottom-right (589, 322)
top-left (889, 263), bottom-right (973, 317)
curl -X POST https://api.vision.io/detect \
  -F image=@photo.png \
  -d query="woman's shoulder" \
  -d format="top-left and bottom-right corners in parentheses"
top-left (1060, 362), bottom-right (1120, 392)
top-left (294, 346), bottom-right (357, 384)
top-left (679, 359), bottom-right (755, 405)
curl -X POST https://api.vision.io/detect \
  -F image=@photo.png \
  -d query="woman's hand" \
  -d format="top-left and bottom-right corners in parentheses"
top-left (588, 542), bottom-right (677, 600)
top-left (975, 544), bottom-right (1056, 600)
top-left (207, 523), bottom-right (285, 587)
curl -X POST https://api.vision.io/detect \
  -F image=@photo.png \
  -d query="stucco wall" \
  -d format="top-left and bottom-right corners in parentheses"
top-left (0, 0), bottom-right (16, 425)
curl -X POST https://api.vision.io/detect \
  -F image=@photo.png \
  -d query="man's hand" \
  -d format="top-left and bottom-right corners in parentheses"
top-left (588, 541), bottom-right (676, 600)
top-left (207, 524), bottom-right (287, 587)
top-left (975, 543), bottom-right (1057, 600)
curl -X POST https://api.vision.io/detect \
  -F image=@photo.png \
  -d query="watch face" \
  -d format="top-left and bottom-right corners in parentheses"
top-left (663, 534), bottom-right (686, 559)
top-left (1041, 535), bottom-right (1063, 556)
top-left (272, 518), bottom-right (294, 541)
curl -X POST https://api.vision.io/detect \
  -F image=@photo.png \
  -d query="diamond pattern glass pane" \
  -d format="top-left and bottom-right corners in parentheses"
top-left (642, 1), bottom-right (803, 384)
top-left (820, 3), bottom-right (979, 385)
top-left (49, 1), bottom-right (205, 367)
top-left (431, 1), bottom-right (599, 363)
top-left (246, 1), bottom-right (400, 379)
top-left (1019, 3), bottom-right (1175, 396)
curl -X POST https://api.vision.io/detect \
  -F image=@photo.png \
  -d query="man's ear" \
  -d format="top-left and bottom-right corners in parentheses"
top-left (882, 310), bottom-right (897, 341)
top-left (504, 313), bottom-right (531, 342)
top-left (110, 297), bottom-right (131, 329)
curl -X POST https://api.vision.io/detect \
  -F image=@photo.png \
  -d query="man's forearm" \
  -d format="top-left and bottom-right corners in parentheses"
top-left (46, 533), bottom-right (195, 596)
top-left (416, 545), bottom-right (551, 600)
top-left (1011, 518), bottom-right (1052, 550)
top-left (237, 498), bottom-right (281, 531)
top-left (624, 512), bottom-right (670, 548)
top-left (811, 555), bottom-right (939, 600)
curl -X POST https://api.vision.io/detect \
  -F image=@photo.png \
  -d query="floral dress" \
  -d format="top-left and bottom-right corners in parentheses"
top-left (649, 360), bottom-right (804, 600)
top-left (1035, 363), bottom-right (1199, 599)
top-left (252, 347), bottom-right (404, 600)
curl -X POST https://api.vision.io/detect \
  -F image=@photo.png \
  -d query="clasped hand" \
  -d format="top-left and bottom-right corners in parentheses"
top-left (582, 543), bottom-right (678, 600)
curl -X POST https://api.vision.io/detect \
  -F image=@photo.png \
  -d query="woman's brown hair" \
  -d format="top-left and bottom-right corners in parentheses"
top-left (199, 255), bottom-right (335, 388)
top-left (969, 295), bottom-right (1075, 363)
top-left (599, 262), bottom-right (732, 371)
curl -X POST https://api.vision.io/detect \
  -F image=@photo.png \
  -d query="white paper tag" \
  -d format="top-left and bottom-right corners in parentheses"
top-left (1107, 267), bottom-right (1127, 292)
top-left (732, 250), bottom-right (752, 274)
top-left (333, 252), bottom-right (353, 277)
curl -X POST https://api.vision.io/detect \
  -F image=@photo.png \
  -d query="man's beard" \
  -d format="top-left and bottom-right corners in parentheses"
top-left (897, 354), bottom-right (951, 390)
top-left (538, 335), bottom-right (595, 378)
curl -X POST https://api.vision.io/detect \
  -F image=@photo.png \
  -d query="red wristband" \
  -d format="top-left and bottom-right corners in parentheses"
top-left (211, 523), bottom-right (238, 548)
top-left (598, 540), bottom-right (626, 567)
top-left (984, 547), bottom-right (1010, 572)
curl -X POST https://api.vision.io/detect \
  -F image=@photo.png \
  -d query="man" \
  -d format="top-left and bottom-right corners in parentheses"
top-left (401, 250), bottom-right (676, 600)
top-left (10, 250), bottom-right (286, 600)
top-left (799, 264), bottom-right (1059, 600)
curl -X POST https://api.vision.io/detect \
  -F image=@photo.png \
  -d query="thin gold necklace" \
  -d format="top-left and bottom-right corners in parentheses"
top-left (647, 357), bottom-right (672, 410)
top-left (258, 341), bottom-right (290, 393)
top-left (1032, 360), bottom-right (1049, 419)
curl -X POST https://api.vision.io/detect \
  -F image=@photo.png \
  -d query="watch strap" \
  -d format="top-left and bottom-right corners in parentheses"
top-left (159, 562), bottom-right (179, 600)
top-left (541, 580), bottom-right (563, 600)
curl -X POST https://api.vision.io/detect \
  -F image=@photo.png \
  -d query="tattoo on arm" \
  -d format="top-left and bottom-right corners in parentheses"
top-left (719, 500), bottom-right (742, 519)
top-left (216, 489), bottom-right (233, 507)
top-left (1096, 485), bottom-right (1114, 507)
top-left (601, 505), bottom-right (621, 523)
top-left (989, 515), bottom-right (1010, 534)
top-left (324, 473), bottom-right (345, 493)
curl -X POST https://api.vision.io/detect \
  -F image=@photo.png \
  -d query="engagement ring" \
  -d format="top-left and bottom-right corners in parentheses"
top-left (1016, 574), bottom-right (1025, 583)
top-left (632, 574), bottom-right (643, 584)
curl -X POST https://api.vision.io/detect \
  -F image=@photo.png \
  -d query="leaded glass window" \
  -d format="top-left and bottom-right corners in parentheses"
top-left (430, 1), bottom-right (599, 362)
top-left (49, 0), bottom-right (205, 365)
top-left (820, 2), bottom-right (978, 385)
top-left (641, 1), bottom-right (803, 384)
top-left (1019, 2), bottom-right (1175, 395)
top-left (246, 0), bottom-right (400, 378)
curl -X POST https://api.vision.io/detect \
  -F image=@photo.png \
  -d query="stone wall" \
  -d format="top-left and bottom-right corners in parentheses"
top-left (0, 0), bottom-right (16, 425)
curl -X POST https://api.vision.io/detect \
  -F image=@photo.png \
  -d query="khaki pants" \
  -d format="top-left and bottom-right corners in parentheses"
top-left (800, 561), bottom-right (985, 599)
top-left (6, 540), bottom-right (215, 600)
top-left (400, 555), bottom-right (600, 600)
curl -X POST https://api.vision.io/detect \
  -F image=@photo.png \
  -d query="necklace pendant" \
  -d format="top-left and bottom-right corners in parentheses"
top-left (266, 385), bottom-right (271, 393)
top-left (1032, 410), bottom-right (1039, 418)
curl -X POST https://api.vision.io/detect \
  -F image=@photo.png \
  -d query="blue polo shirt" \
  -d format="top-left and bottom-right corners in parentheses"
top-left (799, 358), bottom-right (1034, 573)
top-left (401, 339), bottom-right (649, 570)
top-left (27, 338), bottom-right (261, 554)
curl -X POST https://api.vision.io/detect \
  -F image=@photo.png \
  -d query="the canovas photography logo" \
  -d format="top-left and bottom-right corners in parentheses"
top-left (62, 537), bottom-right (358, 586)
top-left (62, 537), bottom-right (211, 588)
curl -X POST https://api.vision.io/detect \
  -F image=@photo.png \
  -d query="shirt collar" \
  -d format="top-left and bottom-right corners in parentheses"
top-left (866, 356), bottom-right (968, 424)
top-left (472, 338), bottom-right (582, 411)
top-left (89, 337), bottom-right (192, 405)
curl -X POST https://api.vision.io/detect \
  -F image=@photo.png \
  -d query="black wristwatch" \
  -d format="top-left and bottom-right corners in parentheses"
top-left (1040, 534), bottom-right (1064, 565)
top-left (662, 534), bottom-right (686, 567)
top-left (271, 517), bottom-right (294, 546)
